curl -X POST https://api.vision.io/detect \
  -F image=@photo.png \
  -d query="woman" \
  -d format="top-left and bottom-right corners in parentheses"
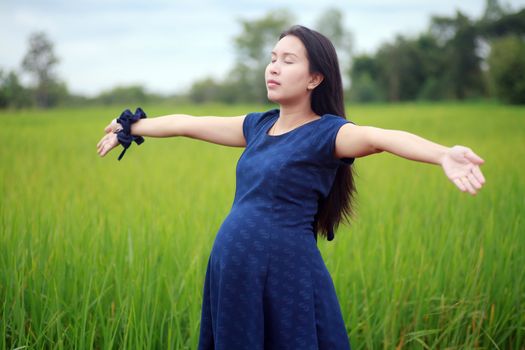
top-left (97, 25), bottom-right (485, 349)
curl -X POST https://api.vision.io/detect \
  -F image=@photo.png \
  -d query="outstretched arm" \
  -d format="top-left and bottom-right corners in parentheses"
top-left (97, 113), bottom-right (247, 157)
top-left (334, 124), bottom-right (486, 195)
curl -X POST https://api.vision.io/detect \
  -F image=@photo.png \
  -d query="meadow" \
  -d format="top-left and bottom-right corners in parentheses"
top-left (1, 102), bottom-right (524, 349)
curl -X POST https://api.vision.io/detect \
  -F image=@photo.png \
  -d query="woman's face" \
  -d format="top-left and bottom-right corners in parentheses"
top-left (265, 35), bottom-right (322, 105)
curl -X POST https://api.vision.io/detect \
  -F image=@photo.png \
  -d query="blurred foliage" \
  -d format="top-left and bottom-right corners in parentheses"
top-left (0, 70), bottom-right (33, 109)
top-left (1, 0), bottom-right (525, 109)
top-left (21, 31), bottom-right (63, 108)
top-left (488, 35), bottom-right (525, 104)
top-left (349, 0), bottom-right (525, 104)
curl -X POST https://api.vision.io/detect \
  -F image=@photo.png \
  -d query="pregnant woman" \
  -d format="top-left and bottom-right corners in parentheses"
top-left (97, 25), bottom-right (485, 350)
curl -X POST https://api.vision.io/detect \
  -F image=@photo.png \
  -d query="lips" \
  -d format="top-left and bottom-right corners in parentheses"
top-left (267, 79), bottom-right (280, 86)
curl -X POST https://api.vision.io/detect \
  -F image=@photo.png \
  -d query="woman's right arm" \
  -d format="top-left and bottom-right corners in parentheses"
top-left (97, 113), bottom-right (247, 157)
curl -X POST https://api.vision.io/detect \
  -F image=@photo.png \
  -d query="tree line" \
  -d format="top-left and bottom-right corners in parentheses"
top-left (0, 32), bottom-right (170, 109)
top-left (1, 0), bottom-right (524, 109)
top-left (350, 1), bottom-right (525, 104)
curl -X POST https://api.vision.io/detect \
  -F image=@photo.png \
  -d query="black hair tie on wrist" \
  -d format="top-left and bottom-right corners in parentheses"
top-left (114, 107), bottom-right (147, 161)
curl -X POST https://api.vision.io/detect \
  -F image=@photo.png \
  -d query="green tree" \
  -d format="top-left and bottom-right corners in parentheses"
top-left (479, 8), bottom-right (525, 37)
top-left (350, 32), bottom-right (452, 102)
top-left (21, 31), bottom-right (64, 108)
top-left (349, 72), bottom-right (383, 102)
top-left (0, 69), bottom-right (32, 108)
top-left (431, 11), bottom-right (485, 99)
top-left (414, 33), bottom-right (452, 101)
top-left (482, 0), bottom-right (507, 22)
top-left (375, 35), bottom-right (430, 101)
top-left (488, 35), bottom-right (525, 104)
top-left (349, 55), bottom-right (383, 102)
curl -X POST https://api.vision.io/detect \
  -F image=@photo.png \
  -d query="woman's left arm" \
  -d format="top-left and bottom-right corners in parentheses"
top-left (335, 124), bottom-right (486, 195)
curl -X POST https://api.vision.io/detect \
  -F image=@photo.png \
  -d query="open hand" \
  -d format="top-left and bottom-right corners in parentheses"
top-left (441, 145), bottom-right (486, 195)
top-left (97, 119), bottom-right (122, 157)
top-left (104, 118), bottom-right (122, 134)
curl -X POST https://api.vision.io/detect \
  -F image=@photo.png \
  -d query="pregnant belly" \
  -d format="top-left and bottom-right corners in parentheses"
top-left (210, 209), bottom-right (271, 266)
top-left (210, 208), bottom-right (318, 272)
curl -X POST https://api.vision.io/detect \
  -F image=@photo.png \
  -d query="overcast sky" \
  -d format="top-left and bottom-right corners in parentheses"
top-left (1, 0), bottom-right (524, 96)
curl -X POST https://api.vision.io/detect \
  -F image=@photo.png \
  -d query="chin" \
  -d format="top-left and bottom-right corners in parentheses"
top-left (266, 92), bottom-right (281, 104)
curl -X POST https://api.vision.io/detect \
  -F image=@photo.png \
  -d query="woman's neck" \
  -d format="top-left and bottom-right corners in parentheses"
top-left (277, 101), bottom-right (319, 129)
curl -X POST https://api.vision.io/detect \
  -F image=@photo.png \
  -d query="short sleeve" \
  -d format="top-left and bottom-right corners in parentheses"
top-left (323, 115), bottom-right (356, 166)
top-left (242, 109), bottom-right (278, 146)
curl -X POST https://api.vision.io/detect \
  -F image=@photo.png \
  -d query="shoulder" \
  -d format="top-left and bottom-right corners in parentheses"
top-left (327, 115), bottom-right (358, 165)
top-left (243, 108), bottom-right (279, 144)
top-left (244, 108), bottom-right (279, 126)
top-left (244, 108), bottom-right (278, 131)
top-left (307, 114), bottom-right (357, 166)
top-left (322, 114), bottom-right (356, 126)
top-left (319, 114), bottom-right (357, 139)
top-left (332, 117), bottom-right (378, 159)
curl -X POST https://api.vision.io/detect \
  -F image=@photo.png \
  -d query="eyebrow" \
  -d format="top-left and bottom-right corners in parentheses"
top-left (271, 51), bottom-right (298, 57)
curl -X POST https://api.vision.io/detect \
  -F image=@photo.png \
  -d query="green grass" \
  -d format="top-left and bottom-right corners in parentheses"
top-left (1, 102), bottom-right (524, 349)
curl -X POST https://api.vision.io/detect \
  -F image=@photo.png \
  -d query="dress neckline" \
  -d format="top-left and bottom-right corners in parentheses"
top-left (265, 113), bottom-right (325, 138)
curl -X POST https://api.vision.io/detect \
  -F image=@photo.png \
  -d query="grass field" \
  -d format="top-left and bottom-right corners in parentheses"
top-left (1, 102), bottom-right (524, 349)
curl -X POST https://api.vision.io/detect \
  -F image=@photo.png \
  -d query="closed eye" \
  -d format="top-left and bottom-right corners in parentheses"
top-left (270, 58), bottom-right (294, 64)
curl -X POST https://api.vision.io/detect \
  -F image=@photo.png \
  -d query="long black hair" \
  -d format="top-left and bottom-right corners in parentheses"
top-left (279, 25), bottom-right (357, 241)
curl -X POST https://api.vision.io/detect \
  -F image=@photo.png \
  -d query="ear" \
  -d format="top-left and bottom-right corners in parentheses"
top-left (307, 72), bottom-right (324, 91)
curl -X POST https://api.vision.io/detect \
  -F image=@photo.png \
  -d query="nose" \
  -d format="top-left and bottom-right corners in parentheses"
top-left (268, 61), bottom-right (279, 75)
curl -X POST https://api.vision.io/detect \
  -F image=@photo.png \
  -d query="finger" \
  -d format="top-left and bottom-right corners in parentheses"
top-left (97, 134), bottom-right (109, 150)
top-left (101, 143), bottom-right (111, 157)
top-left (98, 135), bottom-right (113, 153)
top-left (97, 137), bottom-right (105, 149)
top-left (460, 176), bottom-right (477, 195)
top-left (465, 150), bottom-right (484, 165)
top-left (467, 172), bottom-right (482, 189)
top-left (103, 137), bottom-right (119, 156)
top-left (453, 178), bottom-right (466, 192)
top-left (97, 140), bottom-right (105, 155)
top-left (472, 166), bottom-right (486, 184)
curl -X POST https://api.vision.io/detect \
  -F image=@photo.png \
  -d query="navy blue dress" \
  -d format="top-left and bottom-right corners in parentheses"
top-left (198, 109), bottom-right (354, 350)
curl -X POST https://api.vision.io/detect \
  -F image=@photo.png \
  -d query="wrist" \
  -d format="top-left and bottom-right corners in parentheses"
top-left (114, 107), bottom-right (147, 161)
top-left (438, 146), bottom-right (452, 166)
top-left (112, 118), bottom-right (123, 133)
